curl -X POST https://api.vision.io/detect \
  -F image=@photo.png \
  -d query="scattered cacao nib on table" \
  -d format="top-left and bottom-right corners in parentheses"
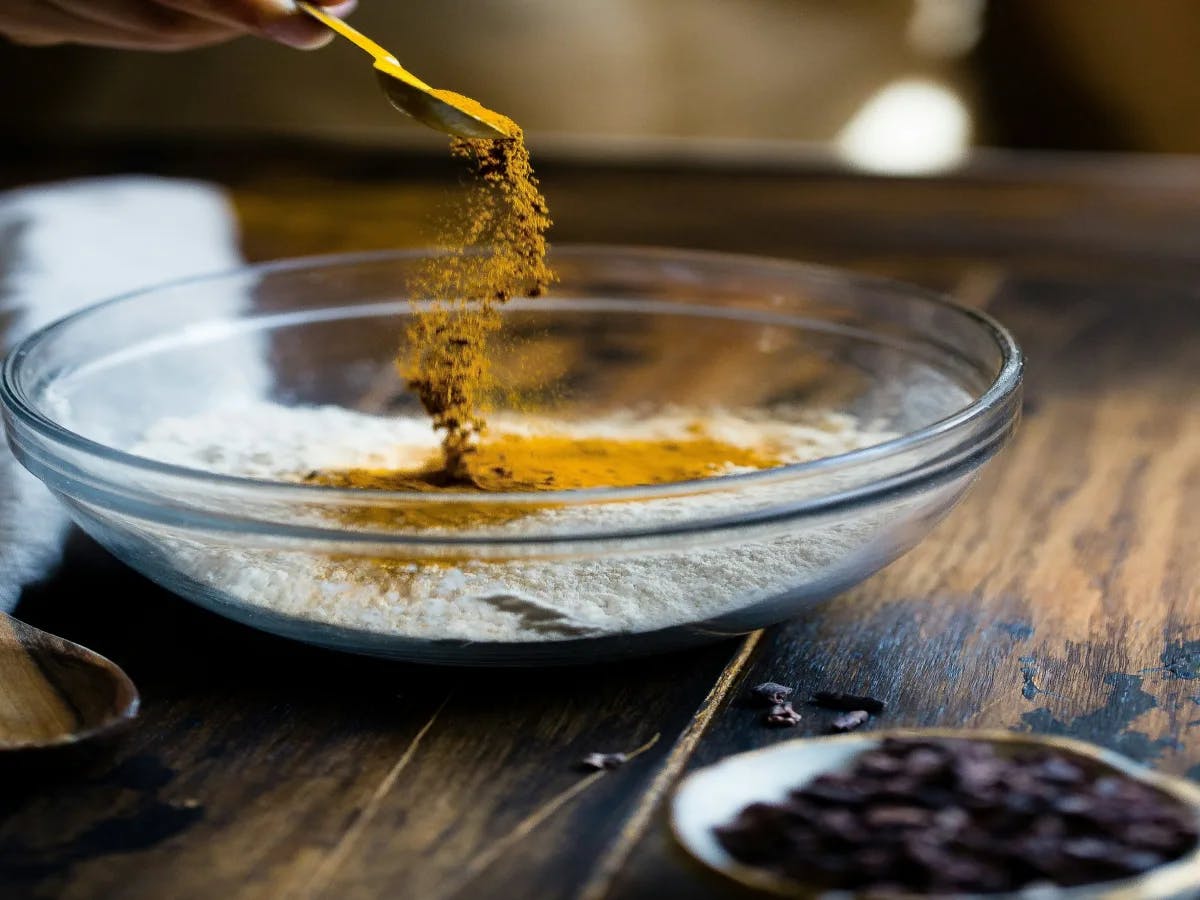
top-left (749, 682), bottom-right (794, 706)
top-left (811, 691), bottom-right (887, 714)
top-left (580, 752), bottom-right (627, 771)
top-left (829, 709), bottom-right (871, 733)
top-left (765, 703), bottom-right (802, 728)
top-left (750, 681), bottom-right (886, 730)
top-left (714, 738), bottom-right (1198, 896)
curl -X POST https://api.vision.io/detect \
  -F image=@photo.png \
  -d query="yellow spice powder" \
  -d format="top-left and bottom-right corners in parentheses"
top-left (304, 431), bottom-right (783, 530)
top-left (403, 123), bottom-right (554, 483)
top-left (430, 89), bottom-right (517, 138)
top-left (309, 108), bottom-right (783, 532)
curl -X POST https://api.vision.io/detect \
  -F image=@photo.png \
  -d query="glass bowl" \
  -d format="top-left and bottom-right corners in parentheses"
top-left (1, 247), bottom-right (1022, 665)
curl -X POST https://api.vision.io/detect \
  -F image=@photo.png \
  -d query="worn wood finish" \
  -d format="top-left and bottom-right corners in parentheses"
top-left (0, 611), bottom-right (139, 752)
top-left (1, 141), bottom-right (1198, 898)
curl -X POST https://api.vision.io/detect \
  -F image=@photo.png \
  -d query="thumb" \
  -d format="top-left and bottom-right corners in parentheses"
top-left (258, 0), bottom-right (359, 50)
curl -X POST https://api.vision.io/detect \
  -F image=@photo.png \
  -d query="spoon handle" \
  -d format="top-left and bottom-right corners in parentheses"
top-left (297, 3), bottom-right (433, 90)
top-left (297, 2), bottom-right (393, 61)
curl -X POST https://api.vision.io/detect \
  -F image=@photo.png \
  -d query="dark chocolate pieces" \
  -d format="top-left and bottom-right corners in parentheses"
top-left (765, 703), bottom-right (802, 728)
top-left (749, 681), bottom-right (887, 731)
top-left (830, 709), bottom-right (871, 733)
top-left (749, 681), bottom-right (801, 727)
top-left (749, 682), bottom-right (794, 706)
top-left (714, 738), bottom-right (1198, 896)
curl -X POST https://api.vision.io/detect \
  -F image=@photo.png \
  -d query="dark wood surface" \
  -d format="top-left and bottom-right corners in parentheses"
top-left (1, 141), bottom-right (1199, 899)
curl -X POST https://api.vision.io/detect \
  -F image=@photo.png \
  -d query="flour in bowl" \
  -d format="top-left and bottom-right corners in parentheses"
top-left (128, 402), bottom-right (906, 643)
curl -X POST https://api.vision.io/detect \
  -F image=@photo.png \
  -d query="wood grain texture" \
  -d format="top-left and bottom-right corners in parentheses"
top-left (0, 614), bottom-right (79, 747)
top-left (1, 141), bottom-right (1198, 898)
top-left (604, 272), bottom-right (1200, 898)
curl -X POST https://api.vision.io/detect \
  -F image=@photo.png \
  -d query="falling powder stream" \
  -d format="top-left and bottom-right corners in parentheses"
top-left (402, 125), bottom-right (555, 482)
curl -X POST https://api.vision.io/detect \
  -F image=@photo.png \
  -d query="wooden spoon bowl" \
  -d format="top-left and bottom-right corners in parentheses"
top-left (0, 611), bottom-right (139, 751)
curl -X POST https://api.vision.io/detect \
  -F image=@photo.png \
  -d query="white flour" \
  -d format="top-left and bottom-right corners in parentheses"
top-left (130, 403), bottom-right (901, 642)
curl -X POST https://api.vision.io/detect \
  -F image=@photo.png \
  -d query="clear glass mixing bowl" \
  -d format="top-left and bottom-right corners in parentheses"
top-left (1, 247), bottom-right (1022, 664)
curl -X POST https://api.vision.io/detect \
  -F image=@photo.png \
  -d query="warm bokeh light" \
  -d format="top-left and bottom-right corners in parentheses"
top-left (835, 78), bottom-right (971, 176)
top-left (906, 0), bottom-right (986, 58)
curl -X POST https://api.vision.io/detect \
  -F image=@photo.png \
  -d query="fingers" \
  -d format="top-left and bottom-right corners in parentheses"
top-left (153, 0), bottom-right (357, 49)
top-left (41, 0), bottom-right (242, 49)
top-left (0, 0), bottom-right (219, 49)
top-left (0, 0), bottom-right (357, 51)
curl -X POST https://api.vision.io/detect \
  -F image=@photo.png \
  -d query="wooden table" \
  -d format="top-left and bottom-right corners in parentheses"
top-left (2, 142), bottom-right (1199, 899)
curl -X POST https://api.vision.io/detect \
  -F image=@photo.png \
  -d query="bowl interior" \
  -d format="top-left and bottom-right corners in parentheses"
top-left (16, 249), bottom-right (996, 464)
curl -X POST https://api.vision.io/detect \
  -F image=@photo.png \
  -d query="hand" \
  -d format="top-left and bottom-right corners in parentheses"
top-left (0, 0), bottom-right (355, 51)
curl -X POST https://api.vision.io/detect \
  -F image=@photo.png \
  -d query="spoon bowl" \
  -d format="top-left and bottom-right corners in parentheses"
top-left (0, 611), bottom-right (139, 751)
top-left (298, 2), bottom-right (512, 140)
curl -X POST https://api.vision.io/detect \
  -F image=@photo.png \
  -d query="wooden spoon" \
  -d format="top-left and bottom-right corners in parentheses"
top-left (0, 611), bottom-right (139, 751)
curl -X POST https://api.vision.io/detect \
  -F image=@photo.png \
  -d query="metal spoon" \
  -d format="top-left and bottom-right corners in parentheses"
top-left (0, 610), bottom-right (139, 751)
top-left (297, 2), bottom-right (513, 141)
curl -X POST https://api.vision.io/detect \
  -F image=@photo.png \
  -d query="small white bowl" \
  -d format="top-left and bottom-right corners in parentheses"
top-left (671, 729), bottom-right (1200, 899)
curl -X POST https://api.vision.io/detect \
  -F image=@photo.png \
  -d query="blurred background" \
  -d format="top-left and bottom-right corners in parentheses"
top-left (3, 0), bottom-right (1200, 174)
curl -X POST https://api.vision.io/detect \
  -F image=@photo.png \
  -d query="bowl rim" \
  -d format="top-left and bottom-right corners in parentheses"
top-left (1, 244), bottom-right (1023, 508)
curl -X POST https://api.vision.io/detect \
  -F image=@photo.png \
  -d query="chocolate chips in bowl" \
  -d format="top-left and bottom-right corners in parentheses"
top-left (671, 731), bottom-right (1200, 898)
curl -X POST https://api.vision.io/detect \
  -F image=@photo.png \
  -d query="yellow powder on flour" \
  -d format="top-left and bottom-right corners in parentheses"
top-left (303, 431), bottom-right (783, 530)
